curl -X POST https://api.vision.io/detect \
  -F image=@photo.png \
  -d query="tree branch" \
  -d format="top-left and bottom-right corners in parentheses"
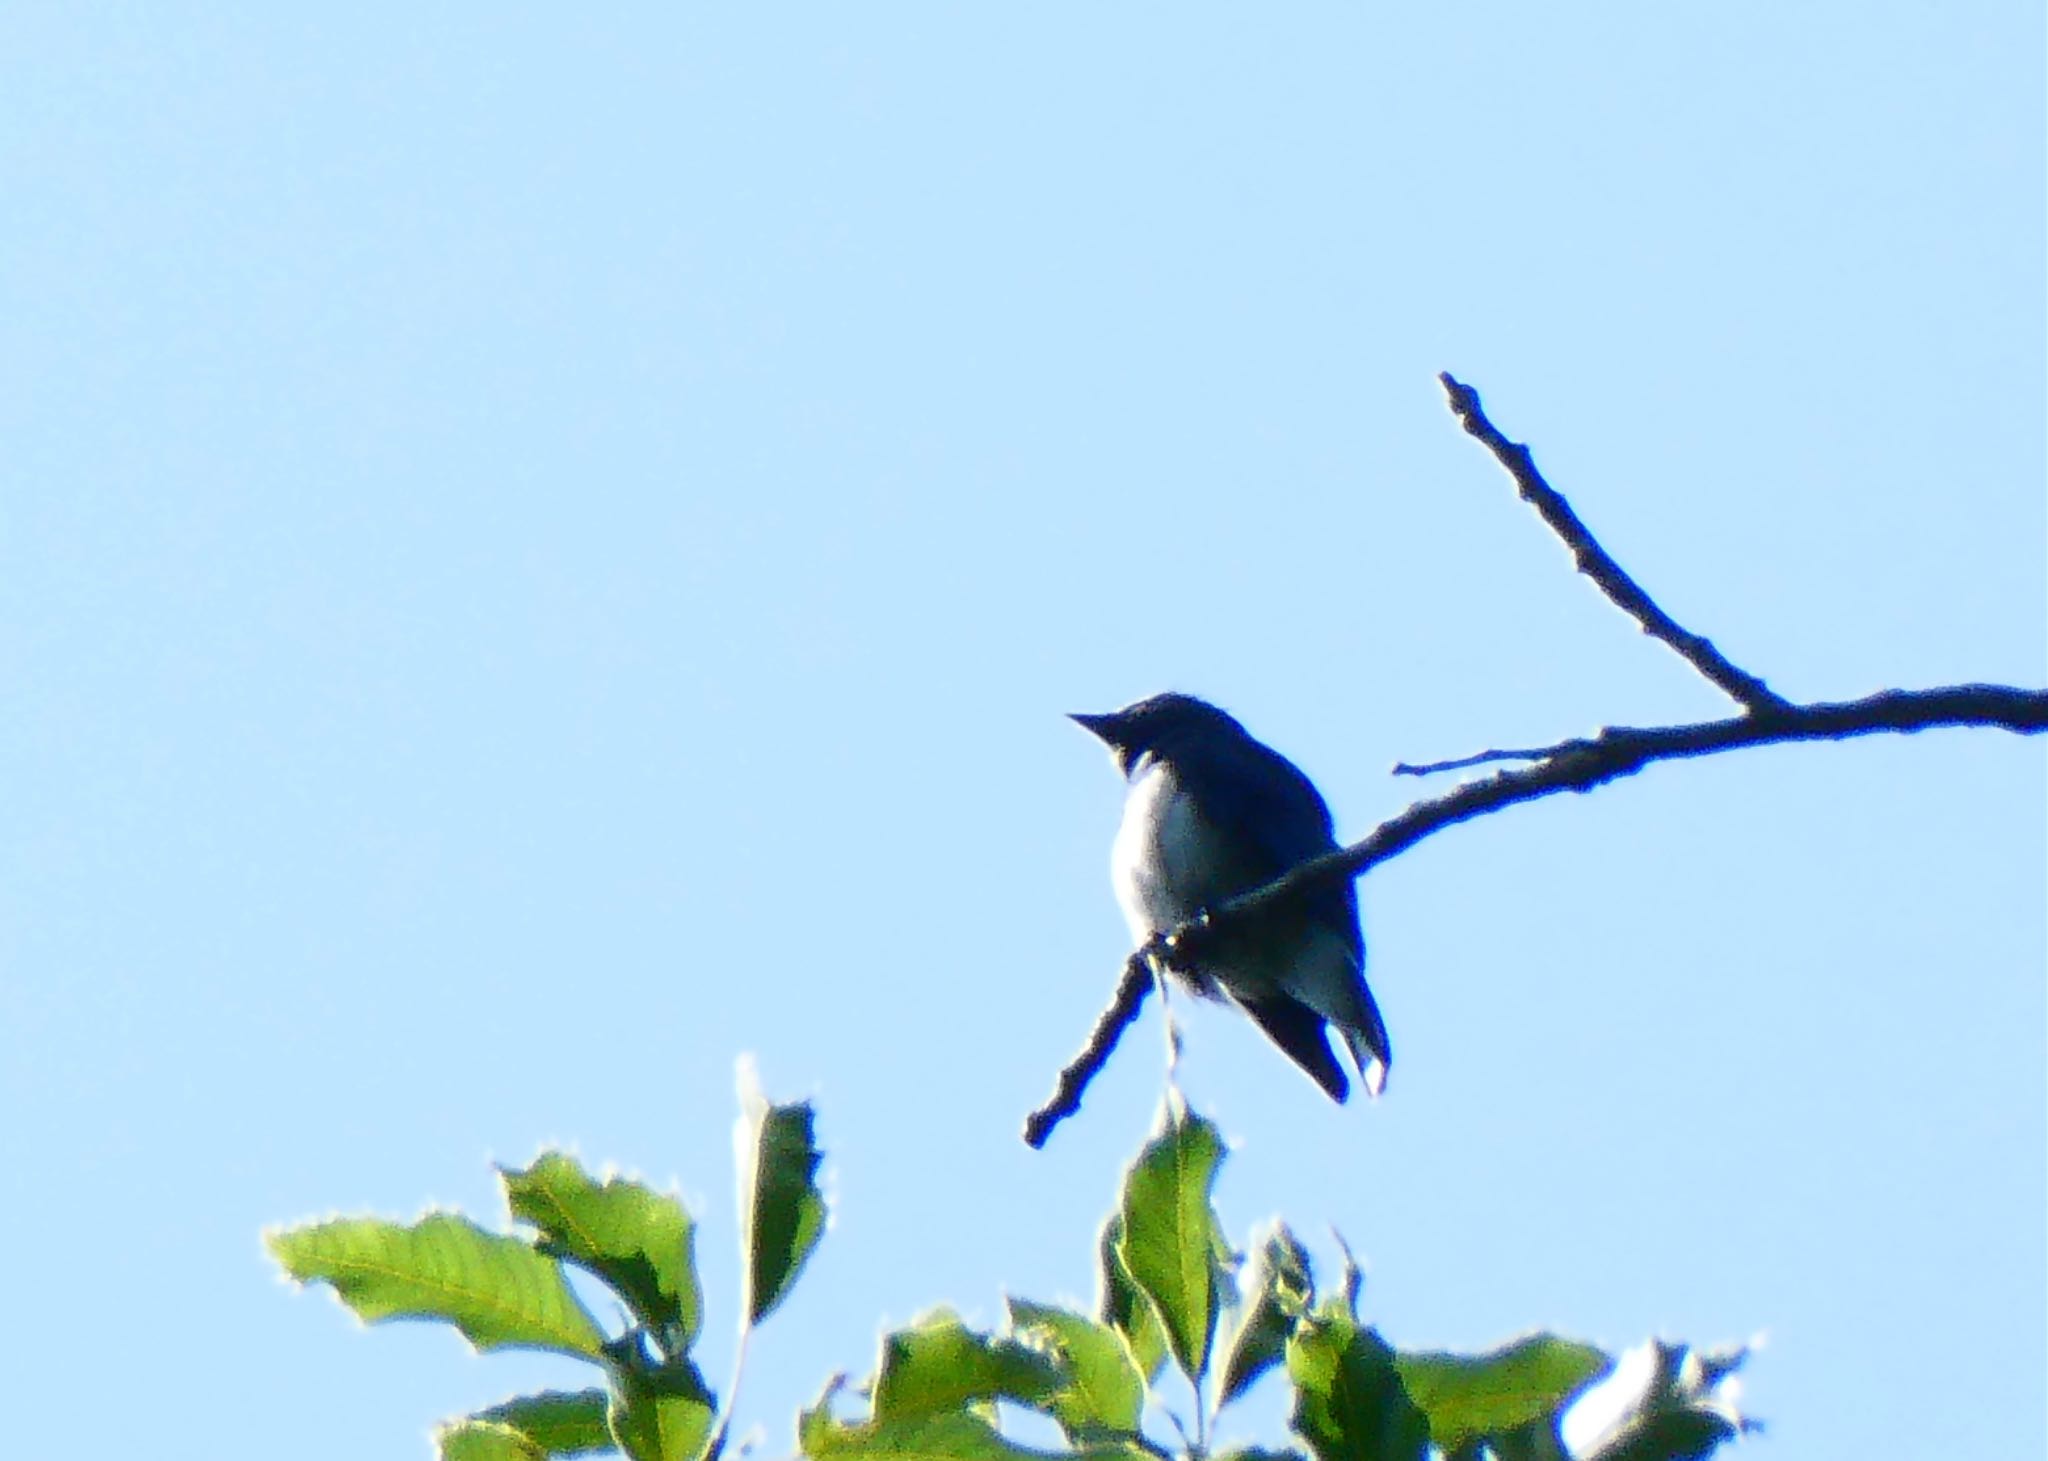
top-left (1022, 375), bottom-right (2046, 1147)
top-left (1023, 953), bottom-right (1152, 1148)
top-left (1439, 372), bottom-right (1790, 713)
top-left (1241, 683), bottom-right (2046, 910)
top-left (1024, 688), bottom-right (2047, 1146)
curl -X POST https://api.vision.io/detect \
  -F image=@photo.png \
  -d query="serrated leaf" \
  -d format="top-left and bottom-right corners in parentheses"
top-left (438, 1420), bottom-right (549, 1461)
top-left (1007, 1299), bottom-right (1145, 1440)
top-left (502, 1153), bottom-right (703, 1351)
top-left (735, 1065), bottom-right (827, 1326)
top-left (268, 1213), bottom-right (606, 1358)
top-left (1218, 1222), bottom-right (1314, 1408)
top-left (1115, 1104), bottom-right (1227, 1385)
top-left (872, 1310), bottom-right (1067, 1422)
top-left (1096, 1215), bottom-right (1168, 1384)
top-left (1561, 1341), bottom-right (1752, 1461)
top-left (1393, 1335), bottom-right (1608, 1455)
top-left (1287, 1311), bottom-right (1428, 1461)
top-left (473, 1389), bottom-right (615, 1456)
top-left (607, 1358), bottom-right (717, 1461)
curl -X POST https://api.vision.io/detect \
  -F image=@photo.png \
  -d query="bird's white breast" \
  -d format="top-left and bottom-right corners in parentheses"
top-left (1108, 757), bottom-right (1211, 942)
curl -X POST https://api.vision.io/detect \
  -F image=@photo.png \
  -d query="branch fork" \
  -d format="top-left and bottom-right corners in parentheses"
top-left (1023, 375), bottom-right (2047, 1148)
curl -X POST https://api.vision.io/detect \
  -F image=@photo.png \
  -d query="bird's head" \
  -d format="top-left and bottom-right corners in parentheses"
top-left (1069, 692), bottom-right (1246, 775)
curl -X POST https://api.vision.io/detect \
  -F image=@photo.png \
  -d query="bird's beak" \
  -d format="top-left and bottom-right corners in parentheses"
top-left (1068, 711), bottom-right (1118, 743)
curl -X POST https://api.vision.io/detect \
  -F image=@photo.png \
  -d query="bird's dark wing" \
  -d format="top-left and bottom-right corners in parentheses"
top-left (1173, 734), bottom-right (1362, 957)
top-left (1236, 992), bottom-right (1350, 1103)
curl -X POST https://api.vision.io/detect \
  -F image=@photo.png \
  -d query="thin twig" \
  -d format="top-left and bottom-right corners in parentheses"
top-left (1393, 747), bottom-right (1553, 776)
top-left (1023, 682), bottom-right (2047, 1146)
top-left (1439, 373), bottom-right (1791, 713)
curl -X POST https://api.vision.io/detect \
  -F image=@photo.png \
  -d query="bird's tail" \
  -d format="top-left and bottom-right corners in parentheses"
top-left (1338, 990), bottom-right (1393, 1099)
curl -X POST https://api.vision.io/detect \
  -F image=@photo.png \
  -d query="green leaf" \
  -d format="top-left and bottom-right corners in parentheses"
top-left (1007, 1299), bottom-right (1145, 1440)
top-left (1287, 1311), bottom-right (1428, 1461)
top-left (267, 1213), bottom-right (606, 1358)
top-left (1480, 1420), bottom-right (1569, 1461)
top-left (1114, 1103), bottom-right (1227, 1385)
top-left (1096, 1215), bottom-right (1167, 1384)
top-left (803, 1407), bottom-right (1011, 1460)
top-left (1218, 1222), bottom-right (1314, 1408)
top-left (473, 1389), bottom-right (615, 1456)
top-left (1561, 1341), bottom-right (1751, 1461)
top-left (502, 1153), bottom-right (703, 1352)
top-left (734, 1064), bottom-right (827, 1326)
top-left (872, 1309), bottom-right (1067, 1422)
top-left (1393, 1334), bottom-right (1607, 1455)
top-left (607, 1358), bottom-right (717, 1461)
top-left (437, 1420), bottom-right (549, 1461)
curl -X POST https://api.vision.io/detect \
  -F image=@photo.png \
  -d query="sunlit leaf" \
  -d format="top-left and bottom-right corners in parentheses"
top-left (473, 1389), bottom-right (614, 1456)
top-left (1007, 1299), bottom-right (1145, 1440)
top-left (607, 1358), bottom-right (717, 1461)
top-left (268, 1213), bottom-right (605, 1358)
top-left (872, 1309), bottom-right (1066, 1422)
top-left (503, 1154), bottom-right (702, 1351)
top-left (1096, 1215), bottom-right (1167, 1384)
top-left (1218, 1222), bottom-right (1314, 1408)
top-left (437, 1420), bottom-right (548, 1461)
top-left (1115, 1103), bottom-right (1227, 1384)
top-left (1393, 1334), bottom-right (1607, 1455)
top-left (734, 1063), bottom-right (827, 1326)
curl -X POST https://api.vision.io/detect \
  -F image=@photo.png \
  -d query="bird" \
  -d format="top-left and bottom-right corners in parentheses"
top-left (1071, 692), bottom-right (1391, 1102)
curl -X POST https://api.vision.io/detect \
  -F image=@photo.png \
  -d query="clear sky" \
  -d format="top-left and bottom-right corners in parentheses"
top-left (3, 6), bottom-right (2042, 1458)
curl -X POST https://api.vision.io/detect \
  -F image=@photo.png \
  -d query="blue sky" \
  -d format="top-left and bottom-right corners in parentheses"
top-left (3, 6), bottom-right (2041, 1458)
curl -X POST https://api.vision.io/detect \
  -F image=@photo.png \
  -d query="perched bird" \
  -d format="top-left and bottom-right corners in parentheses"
top-left (1072, 693), bottom-right (1391, 1102)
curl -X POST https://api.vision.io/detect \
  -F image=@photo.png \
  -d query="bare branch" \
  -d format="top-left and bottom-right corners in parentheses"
top-left (1023, 682), bottom-right (2047, 1146)
top-left (1025, 378), bottom-right (2038, 1146)
top-left (1224, 684), bottom-right (2046, 933)
top-left (1439, 373), bottom-right (1791, 713)
top-left (1022, 953), bottom-right (1152, 1148)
